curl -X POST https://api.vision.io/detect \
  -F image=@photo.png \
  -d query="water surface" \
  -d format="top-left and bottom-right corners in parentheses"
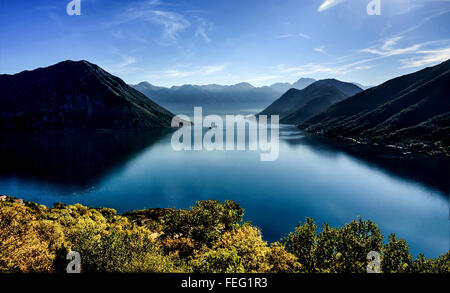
top-left (0, 125), bottom-right (448, 257)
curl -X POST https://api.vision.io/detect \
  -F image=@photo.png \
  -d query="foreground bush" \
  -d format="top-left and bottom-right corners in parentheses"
top-left (0, 196), bottom-right (448, 273)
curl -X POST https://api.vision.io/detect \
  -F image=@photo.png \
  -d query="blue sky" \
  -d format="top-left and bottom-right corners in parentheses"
top-left (1, 0), bottom-right (449, 87)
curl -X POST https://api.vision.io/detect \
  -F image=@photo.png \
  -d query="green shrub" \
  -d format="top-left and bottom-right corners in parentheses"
top-left (0, 197), bottom-right (448, 273)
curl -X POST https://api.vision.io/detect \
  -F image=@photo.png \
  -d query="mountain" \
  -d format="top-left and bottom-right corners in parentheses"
top-left (260, 79), bottom-right (363, 123)
top-left (132, 81), bottom-right (281, 113)
top-left (269, 82), bottom-right (293, 93)
top-left (132, 77), bottom-right (317, 114)
top-left (281, 86), bottom-right (349, 124)
top-left (268, 78), bottom-right (317, 94)
top-left (301, 59), bottom-right (450, 155)
top-left (352, 82), bottom-right (373, 90)
top-left (292, 78), bottom-right (317, 90)
top-left (0, 60), bottom-right (174, 131)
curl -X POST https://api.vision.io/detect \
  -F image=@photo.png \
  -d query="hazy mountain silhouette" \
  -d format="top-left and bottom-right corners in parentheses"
top-left (292, 78), bottom-right (317, 90)
top-left (133, 81), bottom-right (277, 113)
top-left (132, 78), bottom-right (317, 113)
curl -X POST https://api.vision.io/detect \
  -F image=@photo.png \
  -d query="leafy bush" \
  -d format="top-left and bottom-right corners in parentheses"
top-left (0, 196), bottom-right (448, 273)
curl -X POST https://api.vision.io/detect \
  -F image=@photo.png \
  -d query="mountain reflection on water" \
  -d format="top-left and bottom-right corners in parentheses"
top-left (0, 125), bottom-right (448, 257)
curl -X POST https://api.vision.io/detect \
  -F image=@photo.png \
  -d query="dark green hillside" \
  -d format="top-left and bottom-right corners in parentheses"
top-left (0, 60), bottom-right (174, 131)
top-left (281, 85), bottom-right (348, 124)
top-left (260, 79), bottom-right (362, 121)
top-left (301, 59), bottom-right (450, 156)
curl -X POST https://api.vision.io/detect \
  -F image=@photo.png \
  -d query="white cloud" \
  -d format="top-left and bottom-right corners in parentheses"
top-left (354, 65), bottom-right (375, 70)
top-left (317, 0), bottom-right (449, 13)
top-left (361, 44), bottom-right (422, 57)
top-left (195, 18), bottom-right (214, 44)
top-left (118, 56), bottom-right (137, 68)
top-left (163, 64), bottom-right (228, 78)
top-left (299, 33), bottom-right (311, 40)
top-left (277, 33), bottom-right (311, 39)
top-left (360, 37), bottom-right (450, 67)
top-left (150, 10), bottom-right (191, 43)
top-left (314, 46), bottom-right (327, 54)
top-left (247, 75), bottom-right (281, 83)
top-left (112, 2), bottom-right (191, 43)
top-left (276, 63), bottom-right (351, 76)
top-left (400, 47), bottom-right (450, 68)
top-left (360, 36), bottom-right (430, 57)
top-left (274, 54), bottom-right (380, 77)
top-left (318, 0), bottom-right (346, 12)
top-left (381, 36), bottom-right (403, 50)
top-left (105, 54), bottom-right (139, 76)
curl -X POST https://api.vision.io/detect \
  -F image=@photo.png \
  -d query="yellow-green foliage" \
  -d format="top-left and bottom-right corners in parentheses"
top-left (0, 196), bottom-right (448, 273)
top-left (0, 204), bottom-right (55, 272)
top-left (191, 225), bottom-right (302, 273)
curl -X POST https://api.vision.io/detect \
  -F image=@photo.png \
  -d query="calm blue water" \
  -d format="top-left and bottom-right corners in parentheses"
top-left (0, 124), bottom-right (448, 258)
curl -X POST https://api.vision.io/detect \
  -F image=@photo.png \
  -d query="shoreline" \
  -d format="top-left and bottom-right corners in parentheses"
top-left (299, 128), bottom-right (450, 159)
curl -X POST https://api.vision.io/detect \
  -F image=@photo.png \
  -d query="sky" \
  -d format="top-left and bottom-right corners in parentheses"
top-left (0, 0), bottom-right (449, 87)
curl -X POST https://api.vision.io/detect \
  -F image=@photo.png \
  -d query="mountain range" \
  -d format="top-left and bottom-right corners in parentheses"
top-left (2, 57), bottom-right (446, 158)
top-left (300, 59), bottom-right (450, 155)
top-left (267, 78), bottom-right (317, 93)
top-left (131, 78), bottom-right (318, 113)
top-left (0, 60), bottom-right (174, 131)
top-left (260, 79), bottom-right (363, 124)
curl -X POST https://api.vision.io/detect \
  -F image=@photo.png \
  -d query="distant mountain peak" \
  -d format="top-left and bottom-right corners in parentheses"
top-left (295, 77), bottom-right (316, 82)
top-left (292, 77), bottom-right (317, 89)
top-left (260, 78), bottom-right (363, 124)
top-left (234, 82), bottom-right (255, 89)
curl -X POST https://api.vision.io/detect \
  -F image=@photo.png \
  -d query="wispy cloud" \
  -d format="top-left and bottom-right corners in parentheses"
top-left (247, 75), bottom-right (281, 84)
top-left (109, 1), bottom-right (219, 45)
top-left (314, 46), bottom-right (327, 54)
top-left (299, 33), bottom-right (312, 40)
top-left (105, 54), bottom-right (139, 76)
top-left (195, 18), bottom-right (214, 44)
top-left (153, 10), bottom-right (190, 42)
top-left (163, 64), bottom-right (228, 78)
top-left (110, 1), bottom-right (191, 43)
top-left (381, 36), bottom-right (402, 50)
top-left (400, 47), bottom-right (450, 68)
top-left (277, 33), bottom-right (311, 39)
top-left (318, 0), bottom-right (346, 12)
top-left (276, 63), bottom-right (353, 76)
top-left (361, 43), bottom-right (422, 57)
top-left (360, 36), bottom-right (450, 67)
top-left (118, 56), bottom-right (137, 68)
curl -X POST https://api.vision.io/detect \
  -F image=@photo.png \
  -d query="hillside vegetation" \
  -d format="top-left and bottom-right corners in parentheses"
top-left (260, 79), bottom-right (362, 124)
top-left (301, 60), bottom-right (450, 156)
top-left (0, 61), bottom-right (174, 131)
top-left (0, 196), bottom-right (448, 273)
